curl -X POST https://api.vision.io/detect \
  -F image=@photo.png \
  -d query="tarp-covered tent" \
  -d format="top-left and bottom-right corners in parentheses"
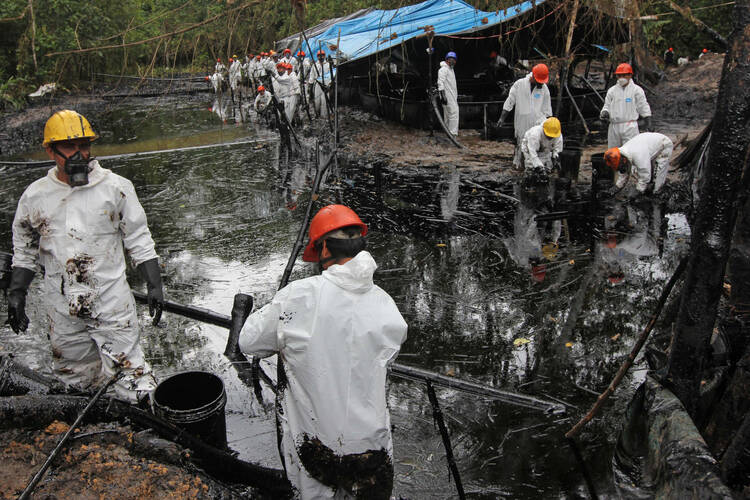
top-left (280, 0), bottom-right (546, 65)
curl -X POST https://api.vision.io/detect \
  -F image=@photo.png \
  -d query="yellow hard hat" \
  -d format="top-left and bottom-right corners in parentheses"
top-left (43, 110), bottom-right (97, 146)
top-left (543, 117), bottom-right (561, 138)
top-left (542, 242), bottom-right (559, 261)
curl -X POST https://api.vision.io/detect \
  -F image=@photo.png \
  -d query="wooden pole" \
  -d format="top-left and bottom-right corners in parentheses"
top-left (556, 0), bottom-right (580, 117)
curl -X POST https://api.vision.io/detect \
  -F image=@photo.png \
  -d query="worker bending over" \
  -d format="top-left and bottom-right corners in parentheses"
top-left (7, 110), bottom-right (163, 404)
top-left (521, 117), bottom-right (563, 179)
top-left (498, 64), bottom-right (552, 169)
top-left (239, 205), bottom-right (408, 499)
top-left (605, 132), bottom-right (673, 196)
top-left (437, 51), bottom-right (459, 136)
top-left (600, 63), bottom-right (652, 148)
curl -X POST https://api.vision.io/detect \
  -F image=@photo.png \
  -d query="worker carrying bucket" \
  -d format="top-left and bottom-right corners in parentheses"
top-left (599, 63), bottom-right (653, 149)
top-left (238, 204), bottom-right (408, 499)
top-left (6, 110), bottom-right (163, 405)
top-left (497, 63), bottom-right (552, 169)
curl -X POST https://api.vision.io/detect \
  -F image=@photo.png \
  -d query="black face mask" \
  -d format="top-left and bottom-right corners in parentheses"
top-left (54, 147), bottom-right (92, 187)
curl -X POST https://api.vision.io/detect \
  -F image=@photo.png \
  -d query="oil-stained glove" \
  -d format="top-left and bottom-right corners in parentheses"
top-left (600, 109), bottom-right (610, 121)
top-left (439, 90), bottom-right (447, 105)
top-left (6, 267), bottom-right (35, 334)
top-left (137, 258), bottom-right (164, 326)
top-left (496, 109), bottom-right (509, 128)
top-left (552, 154), bottom-right (561, 172)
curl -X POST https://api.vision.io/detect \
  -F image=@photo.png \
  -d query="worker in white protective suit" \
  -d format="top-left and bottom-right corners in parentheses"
top-left (215, 58), bottom-right (226, 74)
top-left (604, 132), bottom-right (674, 196)
top-left (308, 50), bottom-right (331, 118)
top-left (599, 62), bottom-right (652, 148)
top-left (437, 51), bottom-right (459, 136)
top-left (228, 55), bottom-right (242, 92)
top-left (498, 63), bottom-right (552, 169)
top-left (273, 62), bottom-right (297, 125)
top-left (7, 110), bottom-right (163, 404)
top-left (521, 117), bottom-right (564, 179)
top-left (239, 204), bottom-right (408, 500)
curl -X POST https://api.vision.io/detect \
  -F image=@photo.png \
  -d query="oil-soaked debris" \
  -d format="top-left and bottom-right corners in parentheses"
top-left (297, 433), bottom-right (393, 499)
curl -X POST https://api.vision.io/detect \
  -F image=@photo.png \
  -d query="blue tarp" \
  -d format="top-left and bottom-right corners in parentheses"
top-left (300, 0), bottom-right (546, 64)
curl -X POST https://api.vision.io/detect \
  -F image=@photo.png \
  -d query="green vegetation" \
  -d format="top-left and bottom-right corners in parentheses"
top-left (0, 0), bottom-right (735, 109)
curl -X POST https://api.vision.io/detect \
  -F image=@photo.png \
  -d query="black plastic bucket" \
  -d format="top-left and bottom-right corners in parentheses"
top-left (153, 371), bottom-right (227, 449)
top-left (0, 252), bottom-right (12, 291)
top-left (559, 149), bottom-right (582, 182)
top-left (591, 152), bottom-right (614, 183)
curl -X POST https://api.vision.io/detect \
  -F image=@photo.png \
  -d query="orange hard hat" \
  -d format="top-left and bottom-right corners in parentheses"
top-left (317, 49), bottom-right (325, 56)
top-left (229, 58), bottom-right (234, 63)
top-left (490, 51), bottom-right (497, 58)
top-left (297, 50), bottom-right (305, 57)
top-left (302, 205), bottom-right (368, 262)
top-left (205, 75), bottom-right (209, 81)
top-left (702, 48), bottom-right (708, 53)
top-left (256, 55), bottom-right (261, 60)
top-left (615, 63), bottom-right (633, 75)
top-left (668, 47), bottom-right (673, 51)
top-left (605, 147), bottom-right (621, 170)
top-left (532, 64), bottom-right (549, 84)
top-left (257, 85), bottom-right (265, 92)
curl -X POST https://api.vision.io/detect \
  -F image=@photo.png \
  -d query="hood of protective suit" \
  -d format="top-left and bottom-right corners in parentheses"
top-left (321, 250), bottom-right (376, 294)
top-left (439, 61), bottom-right (449, 69)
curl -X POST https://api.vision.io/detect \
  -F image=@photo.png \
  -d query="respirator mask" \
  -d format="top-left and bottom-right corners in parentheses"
top-left (53, 147), bottom-right (93, 187)
top-left (617, 77), bottom-right (629, 87)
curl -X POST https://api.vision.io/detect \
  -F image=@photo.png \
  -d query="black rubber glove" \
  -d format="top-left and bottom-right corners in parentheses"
top-left (6, 267), bottom-right (35, 334)
top-left (137, 258), bottom-right (164, 326)
top-left (600, 109), bottom-right (610, 121)
top-left (552, 155), bottom-right (561, 172)
top-left (643, 116), bottom-right (654, 132)
top-left (439, 90), bottom-right (447, 105)
top-left (496, 109), bottom-right (509, 127)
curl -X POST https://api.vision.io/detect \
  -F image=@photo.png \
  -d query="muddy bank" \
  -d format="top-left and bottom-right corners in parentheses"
top-left (0, 420), bottom-right (243, 499)
top-left (650, 53), bottom-right (723, 122)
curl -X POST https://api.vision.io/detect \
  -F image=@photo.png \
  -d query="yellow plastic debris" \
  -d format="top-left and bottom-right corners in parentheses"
top-left (513, 338), bottom-right (531, 347)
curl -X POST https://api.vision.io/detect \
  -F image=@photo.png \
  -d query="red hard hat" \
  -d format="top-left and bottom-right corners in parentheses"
top-left (490, 51), bottom-right (498, 58)
top-left (702, 48), bottom-right (708, 53)
top-left (283, 48), bottom-right (291, 54)
top-left (608, 273), bottom-right (624, 284)
top-left (302, 205), bottom-right (368, 262)
top-left (229, 58), bottom-right (234, 63)
top-left (532, 64), bottom-right (549, 84)
top-left (297, 50), bottom-right (305, 57)
top-left (257, 85), bottom-right (265, 92)
top-left (531, 264), bottom-right (547, 283)
top-left (256, 55), bottom-right (261, 60)
top-left (615, 63), bottom-right (633, 75)
top-left (668, 47), bottom-right (673, 51)
top-left (605, 147), bottom-right (621, 170)
top-left (205, 76), bottom-right (210, 81)
top-left (217, 58), bottom-right (221, 62)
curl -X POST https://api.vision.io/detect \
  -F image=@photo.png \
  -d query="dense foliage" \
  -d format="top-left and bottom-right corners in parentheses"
top-left (0, 0), bottom-right (734, 108)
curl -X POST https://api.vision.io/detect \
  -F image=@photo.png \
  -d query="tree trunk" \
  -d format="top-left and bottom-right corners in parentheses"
top-left (664, 0), bottom-right (750, 416)
top-left (666, 0), bottom-right (728, 49)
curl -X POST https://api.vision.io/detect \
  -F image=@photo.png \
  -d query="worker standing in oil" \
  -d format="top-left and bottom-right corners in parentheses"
top-left (497, 64), bottom-right (552, 169)
top-left (6, 110), bottom-right (163, 405)
top-left (599, 63), bottom-right (652, 149)
top-left (437, 51), bottom-right (459, 136)
top-left (239, 204), bottom-right (407, 499)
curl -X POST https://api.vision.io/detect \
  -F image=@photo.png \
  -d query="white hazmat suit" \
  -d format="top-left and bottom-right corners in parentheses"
top-left (437, 60), bottom-right (459, 136)
top-left (616, 132), bottom-right (673, 193)
top-left (521, 124), bottom-right (563, 174)
top-left (239, 251), bottom-right (408, 499)
top-left (503, 74), bottom-right (552, 167)
top-left (307, 60), bottom-right (331, 117)
top-left (12, 161), bottom-right (158, 402)
top-left (601, 80), bottom-right (651, 148)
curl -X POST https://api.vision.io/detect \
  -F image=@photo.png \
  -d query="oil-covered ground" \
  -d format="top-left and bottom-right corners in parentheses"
top-left (0, 55), bottom-right (719, 498)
